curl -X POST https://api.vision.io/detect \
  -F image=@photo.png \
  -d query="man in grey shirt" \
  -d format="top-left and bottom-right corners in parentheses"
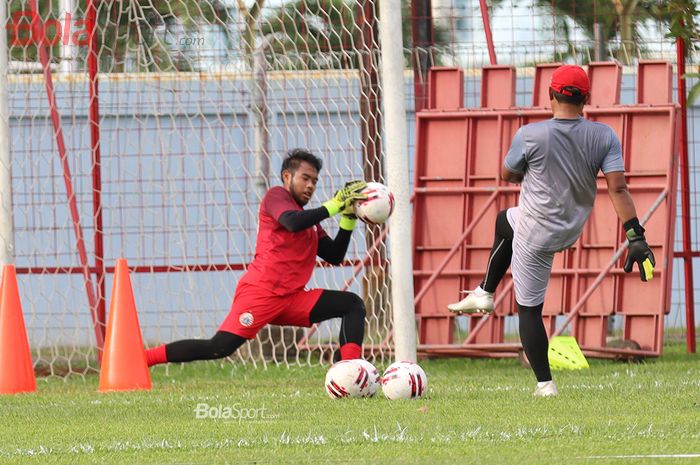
top-left (447, 65), bottom-right (655, 396)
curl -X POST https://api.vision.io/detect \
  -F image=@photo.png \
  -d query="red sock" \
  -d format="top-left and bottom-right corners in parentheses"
top-left (340, 342), bottom-right (361, 360)
top-left (145, 344), bottom-right (167, 367)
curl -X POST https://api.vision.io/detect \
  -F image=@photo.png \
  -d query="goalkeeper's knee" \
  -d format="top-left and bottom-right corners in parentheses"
top-left (347, 293), bottom-right (366, 319)
top-left (209, 332), bottom-right (246, 358)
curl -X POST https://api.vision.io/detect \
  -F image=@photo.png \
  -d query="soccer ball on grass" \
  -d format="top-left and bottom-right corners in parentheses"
top-left (324, 360), bottom-right (370, 399)
top-left (381, 361), bottom-right (428, 400)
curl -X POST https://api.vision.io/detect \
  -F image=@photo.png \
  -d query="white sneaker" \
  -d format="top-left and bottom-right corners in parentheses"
top-left (447, 288), bottom-right (494, 315)
top-left (533, 381), bottom-right (558, 397)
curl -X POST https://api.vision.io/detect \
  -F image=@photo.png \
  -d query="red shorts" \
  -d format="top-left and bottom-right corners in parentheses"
top-left (219, 282), bottom-right (324, 339)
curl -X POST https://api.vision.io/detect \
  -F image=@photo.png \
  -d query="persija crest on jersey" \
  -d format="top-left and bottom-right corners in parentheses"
top-left (239, 312), bottom-right (254, 327)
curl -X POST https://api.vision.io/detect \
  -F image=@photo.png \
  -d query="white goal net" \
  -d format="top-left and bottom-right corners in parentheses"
top-left (5, 0), bottom-right (397, 376)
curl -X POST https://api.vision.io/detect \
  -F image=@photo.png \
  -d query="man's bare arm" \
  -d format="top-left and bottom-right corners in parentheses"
top-left (604, 171), bottom-right (636, 223)
top-left (605, 170), bottom-right (656, 282)
top-left (501, 165), bottom-right (524, 184)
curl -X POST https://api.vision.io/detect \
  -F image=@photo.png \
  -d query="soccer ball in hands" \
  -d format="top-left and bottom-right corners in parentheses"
top-left (324, 360), bottom-right (370, 399)
top-left (353, 182), bottom-right (395, 225)
top-left (381, 361), bottom-right (428, 400)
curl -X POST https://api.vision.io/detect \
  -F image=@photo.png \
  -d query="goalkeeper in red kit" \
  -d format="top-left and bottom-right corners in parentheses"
top-left (146, 149), bottom-right (369, 366)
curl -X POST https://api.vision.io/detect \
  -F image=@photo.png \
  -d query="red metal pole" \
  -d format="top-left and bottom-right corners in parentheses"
top-left (411, 0), bottom-right (434, 112)
top-left (676, 35), bottom-right (696, 354)
top-left (86, 0), bottom-right (106, 355)
top-left (28, 1), bottom-right (103, 351)
top-left (478, 0), bottom-right (497, 65)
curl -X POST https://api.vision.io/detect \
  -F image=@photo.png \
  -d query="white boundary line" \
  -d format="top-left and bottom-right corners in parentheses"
top-left (584, 454), bottom-right (700, 459)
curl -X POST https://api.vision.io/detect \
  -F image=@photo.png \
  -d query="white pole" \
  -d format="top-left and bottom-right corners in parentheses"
top-left (0, 0), bottom-right (14, 264)
top-left (60, 0), bottom-right (75, 73)
top-left (378, 0), bottom-right (416, 362)
top-left (252, 36), bottom-right (271, 203)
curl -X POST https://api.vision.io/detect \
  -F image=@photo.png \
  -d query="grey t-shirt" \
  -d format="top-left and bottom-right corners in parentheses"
top-left (504, 117), bottom-right (624, 252)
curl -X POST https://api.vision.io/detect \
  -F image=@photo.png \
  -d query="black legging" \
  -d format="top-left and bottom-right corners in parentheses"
top-left (518, 302), bottom-right (552, 382)
top-left (164, 290), bottom-right (365, 363)
top-left (309, 290), bottom-right (366, 347)
top-left (479, 209), bottom-right (552, 382)
top-left (480, 209), bottom-right (514, 293)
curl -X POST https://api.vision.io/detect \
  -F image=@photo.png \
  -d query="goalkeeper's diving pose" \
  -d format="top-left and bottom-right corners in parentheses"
top-left (146, 149), bottom-right (368, 366)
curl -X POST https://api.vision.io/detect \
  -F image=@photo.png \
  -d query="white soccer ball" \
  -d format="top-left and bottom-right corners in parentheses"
top-left (381, 361), bottom-right (428, 400)
top-left (353, 182), bottom-right (395, 225)
top-left (355, 359), bottom-right (381, 397)
top-left (324, 360), bottom-right (370, 399)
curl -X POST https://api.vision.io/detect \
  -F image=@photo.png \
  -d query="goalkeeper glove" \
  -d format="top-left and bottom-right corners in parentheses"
top-left (339, 201), bottom-right (357, 231)
top-left (322, 180), bottom-right (367, 216)
top-left (623, 218), bottom-right (655, 282)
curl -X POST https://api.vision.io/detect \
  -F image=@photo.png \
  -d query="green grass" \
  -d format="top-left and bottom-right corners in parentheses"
top-left (1, 345), bottom-right (699, 465)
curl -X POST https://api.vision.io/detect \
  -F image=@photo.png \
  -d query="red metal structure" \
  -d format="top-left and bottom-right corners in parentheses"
top-left (478, 0), bottom-right (497, 66)
top-left (675, 37), bottom-right (697, 354)
top-left (28, 0), bottom-right (103, 353)
top-left (86, 0), bottom-right (107, 357)
top-left (412, 62), bottom-right (680, 359)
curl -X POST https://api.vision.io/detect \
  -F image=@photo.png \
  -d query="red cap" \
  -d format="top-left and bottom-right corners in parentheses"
top-left (550, 65), bottom-right (590, 96)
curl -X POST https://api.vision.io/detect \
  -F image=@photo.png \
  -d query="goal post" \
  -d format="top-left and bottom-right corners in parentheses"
top-left (379, 0), bottom-right (417, 362)
top-left (0, 0), bottom-right (13, 266)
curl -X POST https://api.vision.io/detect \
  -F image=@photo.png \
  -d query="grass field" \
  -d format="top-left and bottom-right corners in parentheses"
top-left (1, 343), bottom-right (699, 465)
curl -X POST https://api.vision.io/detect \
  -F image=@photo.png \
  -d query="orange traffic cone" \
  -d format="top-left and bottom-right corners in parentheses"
top-left (98, 259), bottom-right (151, 392)
top-left (0, 264), bottom-right (37, 394)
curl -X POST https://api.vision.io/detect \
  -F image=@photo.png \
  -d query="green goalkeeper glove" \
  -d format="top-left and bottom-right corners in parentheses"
top-left (322, 180), bottom-right (367, 216)
top-left (339, 201), bottom-right (357, 231)
top-left (623, 218), bottom-right (655, 282)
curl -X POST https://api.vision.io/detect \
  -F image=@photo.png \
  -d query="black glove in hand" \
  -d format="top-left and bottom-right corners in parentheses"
top-left (623, 224), bottom-right (655, 282)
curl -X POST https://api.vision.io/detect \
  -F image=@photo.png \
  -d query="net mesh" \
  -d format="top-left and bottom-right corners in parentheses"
top-left (7, 0), bottom-right (395, 376)
top-left (3, 0), bottom-right (698, 377)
